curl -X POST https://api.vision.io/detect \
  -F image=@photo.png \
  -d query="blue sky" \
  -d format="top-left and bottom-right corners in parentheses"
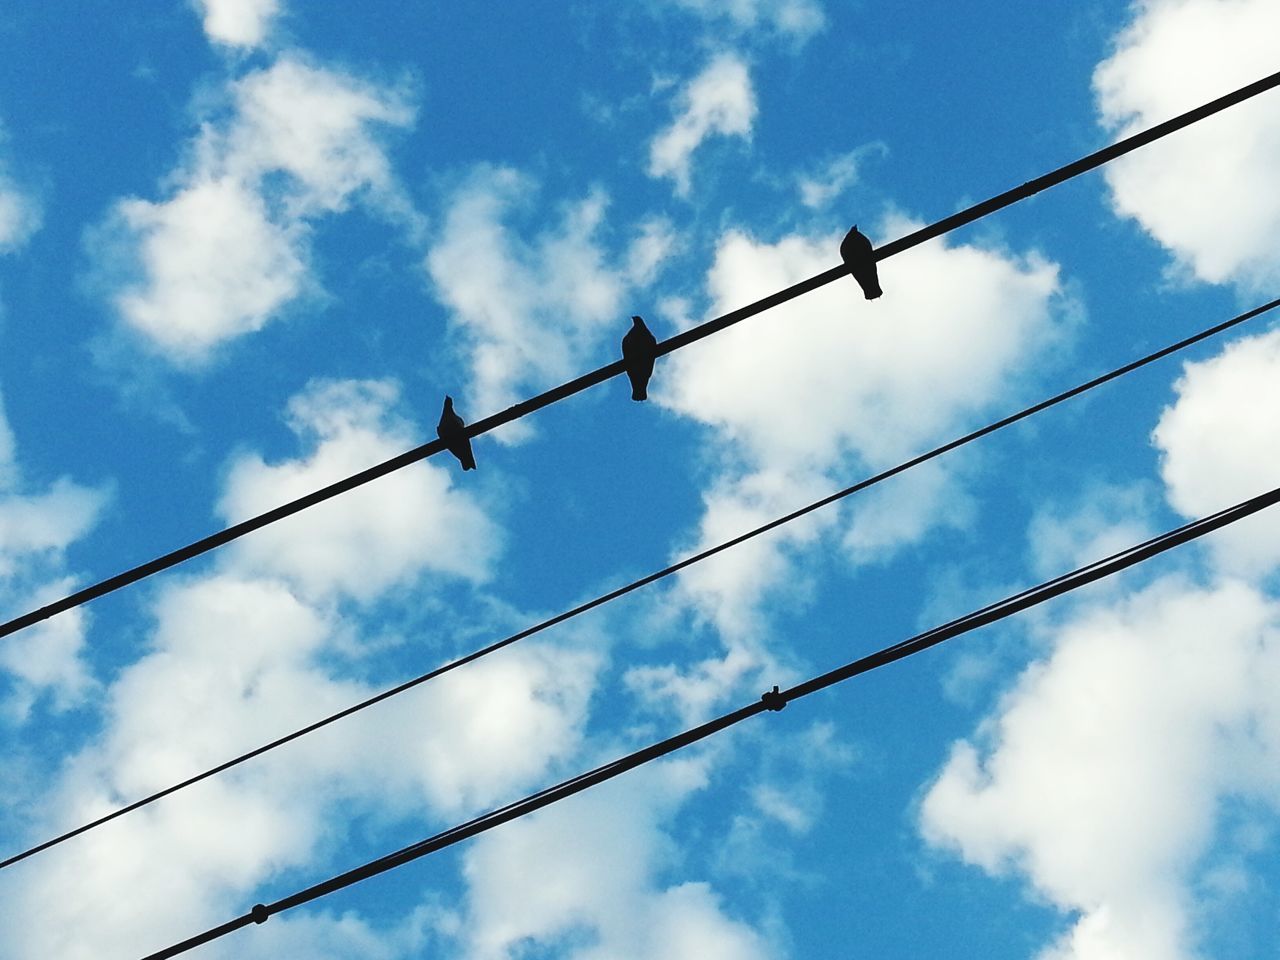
top-left (1, 1), bottom-right (1279, 957)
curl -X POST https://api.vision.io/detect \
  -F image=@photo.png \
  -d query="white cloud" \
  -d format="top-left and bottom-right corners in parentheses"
top-left (664, 0), bottom-right (826, 43)
top-left (0, 398), bottom-right (109, 720)
top-left (0, 398), bottom-right (14, 487)
top-left (842, 459), bottom-right (976, 567)
top-left (0, 123), bottom-right (40, 254)
top-left (237, 910), bottom-right (414, 960)
top-left (87, 573), bottom-right (347, 798)
top-left (219, 378), bottom-right (502, 601)
top-left (1026, 482), bottom-right (1156, 580)
top-left (454, 759), bottom-right (774, 960)
top-left (716, 722), bottom-right (855, 888)
top-left (0, 478), bottom-right (106, 577)
top-left (0, 179), bottom-right (40, 254)
top-left (1094, 0), bottom-right (1280, 292)
top-left (648, 53), bottom-right (758, 197)
top-left (220, 59), bottom-right (416, 218)
top-left (626, 216), bottom-right (680, 286)
top-left (85, 565), bottom-right (597, 814)
top-left (0, 374), bottom-right (618, 959)
top-left (627, 643), bottom-right (773, 727)
top-left (663, 219), bottom-right (1064, 471)
top-left (928, 481), bottom-right (1159, 709)
top-left (666, 466), bottom-right (834, 641)
top-left (921, 212), bottom-right (1280, 959)
top-left (1152, 328), bottom-right (1280, 576)
top-left (920, 577), bottom-right (1280, 960)
top-left (426, 168), bottom-right (673, 442)
top-left (193, 0), bottom-right (282, 49)
top-left (0, 580), bottom-right (94, 721)
top-left (795, 145), bottom-right (884, 210)
top-left (622, 464), bottom-right (834, 723)
top-left (2, 570), bottom-right (601, 958)
top-left (346, 638), bottom-right (603, 817)
top-left (97, 56), bottom-right (417, 365)
top-left (0, 132), bottom-right (98, 718)
top-left (645, 218), bottom-right (1068, 684)
top-left (111, 177), bottom-right (308, 360)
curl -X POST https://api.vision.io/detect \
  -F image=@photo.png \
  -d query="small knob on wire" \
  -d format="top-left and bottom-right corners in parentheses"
top-left (761, 685), bottom-right (786, 711)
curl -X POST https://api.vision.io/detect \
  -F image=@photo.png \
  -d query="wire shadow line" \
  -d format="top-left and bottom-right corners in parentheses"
top-left (4, 69), bottom-right (1278, 644)
top-left (6, 296), bottom-right (1275, 875)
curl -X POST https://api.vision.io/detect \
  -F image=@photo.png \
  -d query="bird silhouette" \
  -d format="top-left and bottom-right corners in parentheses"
top-left (621, 315), bottom-right (658, 401)
top-left (840, 224), bottom-right (882, 300)
top-left (437, 395), bottom-right (476, 471)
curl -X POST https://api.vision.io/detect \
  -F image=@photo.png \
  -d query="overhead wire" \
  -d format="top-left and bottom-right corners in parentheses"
top-left (139, 480), bottom-right (1280, 960)
top-left (6, 295), bottom-right (1277, 874)
top-left (3, 69), bottom-right (1279, 644)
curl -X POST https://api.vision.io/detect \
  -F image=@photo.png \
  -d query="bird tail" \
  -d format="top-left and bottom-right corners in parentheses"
top-left (631, 385), bottom-right (647, 401)
top-left (463, 456), bottom-right (476, 470)
top-left (864, 281), bottom-right (883, 300)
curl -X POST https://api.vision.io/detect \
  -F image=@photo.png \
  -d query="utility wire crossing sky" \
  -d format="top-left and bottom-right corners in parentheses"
top-left (142, 479), bottom-right (1280, 960)
top-left (3, 294), bottom-right (1276, 875)
top-left (2, 66), bottom-right (1276, 645)
top-left (4, 5), bottom-right (1280, 959)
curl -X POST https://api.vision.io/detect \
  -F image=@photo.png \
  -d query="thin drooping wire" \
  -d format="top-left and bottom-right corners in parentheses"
top-left (3, 70), bottom-right (1278, 646)
top-left (5, 295), bottom-right (1276, 875)
top-left (140, 481), bottom-right (1280, 960)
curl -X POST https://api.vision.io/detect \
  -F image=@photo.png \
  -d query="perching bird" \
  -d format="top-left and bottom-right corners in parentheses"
top-left (437, 395), bottom-right (476, 471)
top-left (840, 224), bottom-right (882, 300)
top-left (621, 315), bottom-right (658, 401)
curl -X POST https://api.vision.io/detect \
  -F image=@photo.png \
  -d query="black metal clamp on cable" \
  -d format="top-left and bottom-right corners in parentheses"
top-left (760, 685), bottom-right (787, 711)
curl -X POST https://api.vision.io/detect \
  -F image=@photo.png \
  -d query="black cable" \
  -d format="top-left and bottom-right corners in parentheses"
top-left (6, 295), bottom-right (1276, 874)
top-left (140, 481), bottom-right (1280, 960)
top-left (4, 69), bottom-right (1278, 644)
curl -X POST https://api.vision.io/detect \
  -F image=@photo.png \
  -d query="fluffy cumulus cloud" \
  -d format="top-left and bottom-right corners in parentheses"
top-left (0, 397), bottom-right (109, 720)
top-left (920, 234), bottom-right (1280, 957)
top-left (0, 378), bottom-right (610, 960)
top-left (1152, 327), bottom-right (1280, 576)
top-left (219, 378), bottom-right (501, 601)
top-left (110, 177), bottom-right (307, 359)
top-left (1094, 0), bottom-right (1280, 292)
top-left (649, 53), bottom-right (758, 197)
top-left (664, 219), bottom-right (1063, 471)
top-left (193, 0), bottom-right (282, 49)
top-left (450, 759), bottom-right (775, 960)
top-left (96, 56), bottom-right (416, 364)
top-left (921, 578), bottom-right (1280, 960)
top-left (344, 638), bottom-right (602, 817)
top-left (663, 0), bottom-right (826, 43)
top-left (647, 218), bottom-right (1066, 691)
top-left (426, 167), bottom-right (675, 441)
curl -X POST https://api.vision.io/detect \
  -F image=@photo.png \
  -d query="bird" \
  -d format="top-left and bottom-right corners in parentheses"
top-left (437, 395), bottom-right (476, 471)
top-left (621, 315), bottom-right (658, 401)
top-left (840, 224), bottom-right (882, 300)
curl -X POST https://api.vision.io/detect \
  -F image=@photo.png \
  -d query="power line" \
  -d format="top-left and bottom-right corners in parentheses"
top-left (139, 480), bottom-right (1280, 960)
top-left (3, 69), bottom-right (1278, 645)
top-left (5, 295), bottom-right (1275, 874)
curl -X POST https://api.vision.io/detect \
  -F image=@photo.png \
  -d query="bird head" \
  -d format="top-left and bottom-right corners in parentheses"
top-left (631, 315), bottom-right (643, 325)
top-left (444, 395), bottom-right (454, 409)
